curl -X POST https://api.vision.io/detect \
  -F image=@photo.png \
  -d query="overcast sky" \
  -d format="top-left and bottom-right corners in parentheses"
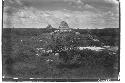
top-left (3, 0), bottom-right (119, 29)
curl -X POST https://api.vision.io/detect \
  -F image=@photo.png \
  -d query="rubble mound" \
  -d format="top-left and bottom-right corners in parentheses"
top-left (29, 21), bottom-right (104, 64)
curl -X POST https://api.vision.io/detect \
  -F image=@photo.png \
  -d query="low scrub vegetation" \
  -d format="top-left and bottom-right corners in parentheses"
top-left (2, 28), bottom-right (119, 78)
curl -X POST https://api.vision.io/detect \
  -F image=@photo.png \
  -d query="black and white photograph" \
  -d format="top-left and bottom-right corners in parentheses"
top-left (2, 0), bottom-right (120, 81)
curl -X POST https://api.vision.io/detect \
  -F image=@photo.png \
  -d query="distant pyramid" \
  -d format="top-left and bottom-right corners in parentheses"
top-left (59, 21), bottom-right (69, 30)
top-left (46, 24), bottom-right (53, 29)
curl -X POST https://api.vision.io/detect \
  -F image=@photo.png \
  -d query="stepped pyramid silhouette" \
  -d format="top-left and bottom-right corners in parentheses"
top-left (59, 21), bottom-right (70, 30)
top-left (46, 24), bottom-right (53, 29)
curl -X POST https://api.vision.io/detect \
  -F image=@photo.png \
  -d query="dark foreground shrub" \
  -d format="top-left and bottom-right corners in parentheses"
top-left (79, 49), bottom-right (118, 67)
top-left (58, 49), bottom-right (81, 65)
top-left (57, 49), bottom-right (118, 67)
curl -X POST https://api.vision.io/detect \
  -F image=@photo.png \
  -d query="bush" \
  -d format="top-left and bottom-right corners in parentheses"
top-left (57, 48), bottom-right (117, 67)
top-left (79, 49), bottom-right (117, 67)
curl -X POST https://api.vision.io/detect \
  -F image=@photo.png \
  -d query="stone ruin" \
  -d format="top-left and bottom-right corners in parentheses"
top-left (59, 21), bottom-right (69, 29)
